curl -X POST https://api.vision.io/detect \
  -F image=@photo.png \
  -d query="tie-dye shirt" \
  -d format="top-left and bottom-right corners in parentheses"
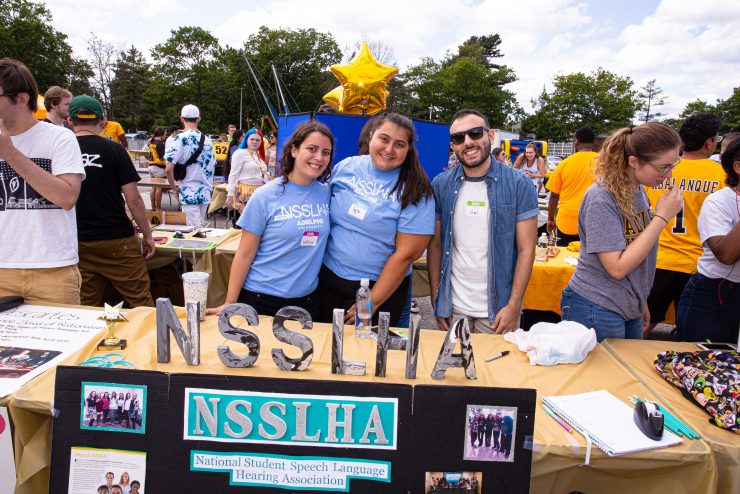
top-left (164, 129), bottom-right (215, 205)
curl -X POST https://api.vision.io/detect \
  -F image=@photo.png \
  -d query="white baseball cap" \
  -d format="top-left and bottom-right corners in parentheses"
top-left (181, 104), bottom-right (200, 118)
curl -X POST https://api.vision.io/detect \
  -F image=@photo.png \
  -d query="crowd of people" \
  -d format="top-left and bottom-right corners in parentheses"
top-left (0, 56), bottom-right (737, 344)
top-left (84, 389), bottom-right (142, 429)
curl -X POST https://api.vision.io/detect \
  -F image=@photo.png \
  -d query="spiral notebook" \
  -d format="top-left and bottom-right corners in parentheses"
top-left (542, 390), bottom-right (682, 456)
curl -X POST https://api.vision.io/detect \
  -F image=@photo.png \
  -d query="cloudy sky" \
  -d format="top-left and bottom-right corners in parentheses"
top-left (45, 0), bottom-right (740, 118)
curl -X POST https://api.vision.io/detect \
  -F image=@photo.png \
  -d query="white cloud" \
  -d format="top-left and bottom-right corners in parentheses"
top-left (42, 0), bottom-right (740, 118)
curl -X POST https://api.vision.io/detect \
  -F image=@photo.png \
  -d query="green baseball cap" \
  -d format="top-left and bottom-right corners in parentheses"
top-left (69, 95), bottom-right (104, 119)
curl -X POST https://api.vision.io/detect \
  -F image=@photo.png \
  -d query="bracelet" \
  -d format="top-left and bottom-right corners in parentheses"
top-left (654, 214), bottom-right (669, 224)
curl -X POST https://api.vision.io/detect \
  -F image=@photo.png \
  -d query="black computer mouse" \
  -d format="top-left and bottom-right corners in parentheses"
top-left (633, 401), bottom-right (664, 441)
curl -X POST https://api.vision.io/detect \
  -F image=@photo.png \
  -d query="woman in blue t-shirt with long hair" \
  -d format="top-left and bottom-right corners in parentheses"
top-left (318, 113), bottom-right (435, 327)
top-left (208, 121), bottom-right (334, 320)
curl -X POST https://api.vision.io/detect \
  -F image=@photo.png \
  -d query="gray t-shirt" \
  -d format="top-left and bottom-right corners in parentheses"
top-left (569, 183), bottom-right (657, 320)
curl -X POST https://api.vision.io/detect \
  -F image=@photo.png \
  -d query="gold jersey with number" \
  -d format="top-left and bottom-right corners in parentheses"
top-left (645, 158), bottom-right (725, 273)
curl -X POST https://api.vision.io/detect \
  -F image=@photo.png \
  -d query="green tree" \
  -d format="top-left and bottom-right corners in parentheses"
top-left (716, 87), bottom-right (740, 131)
top-left (151, 26), bottom-right (220, 110)
top-left (110, 46), bottom-right (152, 131)
top-left (637, 79), bottom-right (666, 123)
top-left (86, 34), bottom-right (119, 117)
top-left (391, 35), bottom-right (519, 125)
top-left (0, 0), bottom-right (88, 93)
top-left (523, 68), bottom-right (638, 141)
top-left (679, 99), bottom-right (715, 119)
top-left (244, 27), bottom-right (342, 114)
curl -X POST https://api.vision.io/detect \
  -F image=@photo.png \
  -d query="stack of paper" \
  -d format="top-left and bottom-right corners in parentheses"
top-left (542, 390), bottom-right (683, 456)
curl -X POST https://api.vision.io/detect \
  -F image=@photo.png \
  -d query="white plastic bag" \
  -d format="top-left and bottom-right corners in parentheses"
top-left (503, 321), bottom-right (597, 365)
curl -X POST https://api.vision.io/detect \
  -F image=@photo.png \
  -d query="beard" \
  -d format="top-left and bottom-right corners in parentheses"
top-left (456, 140), bottom-right (492, 169)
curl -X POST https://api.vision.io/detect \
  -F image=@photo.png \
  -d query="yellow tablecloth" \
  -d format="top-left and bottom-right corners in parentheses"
top-left (414, 252), bottom-right (676, 322)
top-left (523, 249), bottom-right (578, 314)
top-left (4, 306), bottom-right (716, 494)
top-left (210, 232), bottom-right (242, 306)
top-left (411, 252), bottom-right (577, 313)
top-left (603, 339), bottom-right (740, 494)
top-left (207, 184), bottom-right (229, 215)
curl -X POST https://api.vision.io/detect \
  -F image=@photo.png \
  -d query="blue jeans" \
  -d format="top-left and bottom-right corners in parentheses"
top-left (560, 287), bottom-right (643, 342)
top-left (676, 273), bottom-right (740, 343)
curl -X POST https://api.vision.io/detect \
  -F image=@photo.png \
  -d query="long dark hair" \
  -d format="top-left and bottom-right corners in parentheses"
top-left (721, 137), bottom-right (740, 188)
top-left (358, 116), bottom-right (380, 155)
top-left (371, 113), bottom-right (433, 208)
top-left (279, 121), bottom-right (334, 184)
top-left (230, 129), bottom-right (244, 149)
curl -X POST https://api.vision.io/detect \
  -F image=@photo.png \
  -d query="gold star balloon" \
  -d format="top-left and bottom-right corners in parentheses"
top-left (322, 86), bottom-right (344, 111)
top-left (324, 42), bottom-right (398, 115)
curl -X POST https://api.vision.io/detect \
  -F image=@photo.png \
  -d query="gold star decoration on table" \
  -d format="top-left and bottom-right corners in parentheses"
top-left (323, 42), bottom-right (398, 115)
top-left (97, 302), bottom-right (128, 323)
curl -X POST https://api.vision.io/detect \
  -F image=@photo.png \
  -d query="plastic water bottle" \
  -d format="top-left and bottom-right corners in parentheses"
top-left (535, 232), bottom-right (548, 262)
top-left (355, 278), bottom-right (372, 338)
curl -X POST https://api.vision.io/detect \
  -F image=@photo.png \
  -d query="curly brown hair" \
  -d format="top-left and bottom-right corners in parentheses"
top-left (595, 122), bottom-right (681, 217)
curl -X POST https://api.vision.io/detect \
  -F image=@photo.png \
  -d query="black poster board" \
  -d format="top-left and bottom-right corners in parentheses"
top-left (50, 366), bottom-right (170, 494)
top-left (51, 367), bottom-right (534, 493)
top-left (411, 385), bottom-right (536, 494)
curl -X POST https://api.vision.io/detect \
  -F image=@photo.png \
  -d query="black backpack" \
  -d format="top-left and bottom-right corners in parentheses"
top-left (173, 132), bottom-right (206, 181)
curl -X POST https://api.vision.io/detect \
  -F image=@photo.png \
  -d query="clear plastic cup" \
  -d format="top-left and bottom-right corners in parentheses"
top-left (182, 271), bottom-right (209, 321)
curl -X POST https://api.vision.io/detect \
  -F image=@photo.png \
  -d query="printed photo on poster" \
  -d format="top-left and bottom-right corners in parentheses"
top-left (425, 471), bottom-right (482, 493)
top-left (0, 346), bottom-right (60, 377)
top-left (0, 305), bottom-right (107, 397)
top-left (80, 382), bottom-right (147, 434)
top-left (463, 405), bottom-right (517, 462)
top-left (68, 447), bottom-right (146, 494)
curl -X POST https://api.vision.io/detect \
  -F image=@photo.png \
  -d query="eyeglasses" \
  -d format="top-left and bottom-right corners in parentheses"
top-left (0, 92), bottom-right (19, 98)
top-left (450, 126), bottom-right (488, 145)
top-left (714, 134), bottom-right (724, 143)
top-left (644, 158), bottom-right (681, 176)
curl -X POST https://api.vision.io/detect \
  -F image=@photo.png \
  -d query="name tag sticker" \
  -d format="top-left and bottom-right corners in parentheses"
top-left (348, 200), bottom-right (369, 220)
top-left (301, 231), bottom-right (319, 247)
top-left (466, 200), bottom-right (486, 217)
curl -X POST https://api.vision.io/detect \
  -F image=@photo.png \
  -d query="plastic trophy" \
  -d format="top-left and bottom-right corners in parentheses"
top-left (97, 302), bottom-right (128, 351)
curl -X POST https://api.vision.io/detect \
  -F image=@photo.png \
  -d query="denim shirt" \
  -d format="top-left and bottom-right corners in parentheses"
top-left (432, 158), bottom-right (539, 321)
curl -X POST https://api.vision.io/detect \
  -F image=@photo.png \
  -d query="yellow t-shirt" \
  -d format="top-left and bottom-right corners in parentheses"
top-left (545, 151), bottom-right (597, 235)
top-left (645, 158), bottom-right (726, 273)
top-left (100, 121), bottom-right (124, 143)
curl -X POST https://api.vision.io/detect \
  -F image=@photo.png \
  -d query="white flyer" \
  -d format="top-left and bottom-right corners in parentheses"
top-left (0, 305), bottom-right (106, 397)
top-left (0, 407), bottom-right (15, 494)
top-left (68, 447), bottom-right (146, 494)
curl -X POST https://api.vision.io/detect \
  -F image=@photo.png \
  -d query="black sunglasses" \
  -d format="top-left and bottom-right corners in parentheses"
top-left (450, 126), bottom-right (488, 145)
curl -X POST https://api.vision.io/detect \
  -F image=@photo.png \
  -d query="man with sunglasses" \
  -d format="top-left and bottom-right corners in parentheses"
top-left (644, 112), bottom-right (726, 336)
top-left (0, 58), bottom-right (85, 305)
top-left (428, 109), bottom-right (538, 334)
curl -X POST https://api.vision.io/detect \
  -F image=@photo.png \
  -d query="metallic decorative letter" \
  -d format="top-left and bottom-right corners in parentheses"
top-left (271, 306), bottom-right (314, 371)
top-left (156, 298), bottom-right (200, 365)
top-left (375, 312), bottom-right (412, 377)
top-left (216, 303), bottom-right (260, 368)
top-left (431, 317), bottom-right (477, 380)
top-left (405, 314), bottom-right (421, 379)
top-left (331, 309), bottom-right (366, 376)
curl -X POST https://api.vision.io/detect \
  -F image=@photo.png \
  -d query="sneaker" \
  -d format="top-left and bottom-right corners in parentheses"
top-left (410, 300), bottom-right (420, 313)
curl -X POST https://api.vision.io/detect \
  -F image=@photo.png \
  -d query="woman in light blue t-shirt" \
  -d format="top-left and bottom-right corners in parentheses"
top-left (319, 113), bottom-right (435, 327)
top-left (208, 121), bottom-right (334, 320)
